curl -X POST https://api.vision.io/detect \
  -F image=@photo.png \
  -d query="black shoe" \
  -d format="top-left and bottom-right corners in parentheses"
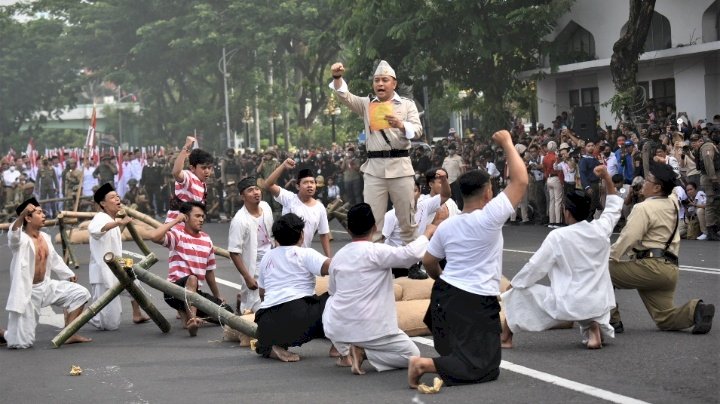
top-left (692, 302), bottom-right (715, 334)
top-left (408, 264), bottom-right (428, 280)
top-left (611, 321), bottom-right (624, 334)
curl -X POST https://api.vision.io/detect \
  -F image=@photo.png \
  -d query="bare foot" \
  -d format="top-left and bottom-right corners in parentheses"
top-left (586, 321), bottom-right (602, 349)
top-left (187, 318), bottom-right (202, 337)
top-left (408, 356), bottom-right (423, 389)
top-left (133, 315), bottom-right (151, 324)
top-left (66, 334), bottom-right (93, 344)
top-left (269, 345), bottom-right (300, 362)
top-left (328, 344), bottom-right (341, 358)
top-left (500, 318), bottom-right (513, 349)
top-left (350, 345), bottom-right (366, 375)
top-left (336, 355), bottom-right (352, 367)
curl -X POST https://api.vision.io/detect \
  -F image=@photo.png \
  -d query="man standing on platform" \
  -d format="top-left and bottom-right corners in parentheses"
top-left (330, 60), bottom-right (423, 243)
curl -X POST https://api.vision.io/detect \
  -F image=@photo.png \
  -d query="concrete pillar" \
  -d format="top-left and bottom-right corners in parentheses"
top-left (596, 70), bottom-right (616, 127)
top-left (537, 78), bottom-right (558, 125)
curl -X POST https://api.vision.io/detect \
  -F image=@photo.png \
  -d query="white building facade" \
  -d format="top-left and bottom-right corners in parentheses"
top-left (530, 0), bottom-right (719, 128)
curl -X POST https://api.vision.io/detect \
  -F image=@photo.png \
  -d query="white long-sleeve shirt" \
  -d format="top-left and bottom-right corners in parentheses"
top-left (323, 236), bottom-right (429, 342)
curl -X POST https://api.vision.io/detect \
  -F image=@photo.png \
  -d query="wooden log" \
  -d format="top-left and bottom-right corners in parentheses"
top-left (57, 211), bottom-right (97, 220)
top-left (104, 252), bottom-right (170, 333)
top-left (51, 281), bottom-right (127, 348)
top-left (57, 220), bottom-right (78, 269)
top-left (37, 195), bottom-right (92, 204)
top-left (128, 262), bottom-right (257, 337)
top-left (0, 218), bottom-right (58, 231)
top-left (125, 221), bottom-right (152, 256)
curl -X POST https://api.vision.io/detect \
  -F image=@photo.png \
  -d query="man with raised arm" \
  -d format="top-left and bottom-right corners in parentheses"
top-left (409, 129), bottom-right (528, 389)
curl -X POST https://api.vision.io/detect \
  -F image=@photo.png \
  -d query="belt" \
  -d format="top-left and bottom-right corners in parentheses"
top-left (633, 248), bottom-right (678, 266)
top-left (548, 174), bottom-right (558, 177)
top-left (367, 149), bottom-right (409, 158)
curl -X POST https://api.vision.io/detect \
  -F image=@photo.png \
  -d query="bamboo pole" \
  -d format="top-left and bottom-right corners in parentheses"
top-left (51, 282), bottom-right (127, 348)
top-left (51, 253), bottom-right (163, 348)
top-left (57, 211), bottom-right (97, 220)
top-left (0, 218), bottom-right (58, 231)
top-left (37, 195), bottom-right (92, 204)
top-left (125, 221), bottom-right (152, 256)
top-left (128, 262), bottom-right (257, 337)
top-left (104, 252), bottom-right (170, 333)
top-left (124, 206), bottom-right (231, 259)
top-left (57, 219), bottom-right (78, 269)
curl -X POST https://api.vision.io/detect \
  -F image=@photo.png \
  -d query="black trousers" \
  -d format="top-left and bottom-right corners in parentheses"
top-left (254, 293), bottom-right (329, 357)
top-left (424, 278), bottom-right (501, 386)
top-left (164, 276), bottom-right (234, 323)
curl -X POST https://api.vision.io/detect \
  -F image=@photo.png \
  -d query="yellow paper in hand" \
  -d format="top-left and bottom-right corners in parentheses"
top-left (417, 377), bottom-right (444, 394)
top-left (369, 102), bottom-right (393, 132)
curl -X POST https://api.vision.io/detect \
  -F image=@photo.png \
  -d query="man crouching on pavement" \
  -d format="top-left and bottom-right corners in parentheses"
top-left (149, 201), bottom-right (232, 337)
top-left (1, 197), bottom-right (92, 348)
top-left (254, 213), bottom-right (332, 362)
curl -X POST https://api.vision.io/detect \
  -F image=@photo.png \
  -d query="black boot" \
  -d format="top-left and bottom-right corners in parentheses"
top-left (707, 225), bottom-right (720, 241)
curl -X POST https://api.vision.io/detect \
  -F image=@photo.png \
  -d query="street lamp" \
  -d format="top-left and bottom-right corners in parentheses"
top-left (269, 110), bottom-right (282, 146)
top-left (324, 93), bottom-right (341, 143)
top-left (241, 103), bottom-right (254, 149)
top-left (218, 47), bottom-right (240, 150)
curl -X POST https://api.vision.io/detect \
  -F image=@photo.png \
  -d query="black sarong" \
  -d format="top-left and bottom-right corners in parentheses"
top-left (424, 278), bottom-right (501, 386)
top-left (254, 293), bottom-right (329, 357)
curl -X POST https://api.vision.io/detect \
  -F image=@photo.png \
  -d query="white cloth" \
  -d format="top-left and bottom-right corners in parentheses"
top-left (382, 209), bottom-right (403, 247)
top-left (257, 246), bottom-right (327, 309)
top-left (414, 194), bottom-right (460, 236)
top-left (2, 168), bottom-right (20, 187)
top-left (82, 166), bottom-right (98, 197)
top-left (5, 278), bottom-right (90, 348)
top-left (486, 162), bottom-right (501, 178)
top-left (88, 212), bottom-right (122, 288)
top-left (605, 153), bottom-right (619, 176)
top-left (672, 186), bottom-right (687, 219)
top-left (88, 283), bottom-right (122, 331)
top-left (333, 331), bottom-right (420, 372)
top-left (442, 155), bottom-right (464, 183)
top-left (6, 227), bottom-right (76, 314)
top-left (323, 236), bottom-right (429, 343)
top-left (274, 188), bottom-right (329, 248)
top-left (130, 159), bottom-right (143, 181)
top-left (228, 201), bottom-right (274, 313)
top-left (427, 192), bottom-right (515, 296)
top-left (502, 194), bottom-right (623, 341)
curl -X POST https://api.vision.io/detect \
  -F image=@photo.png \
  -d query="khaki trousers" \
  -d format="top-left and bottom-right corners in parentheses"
top-left (610, 258), bottom-right (698, 330)
top-left (363, 173), bottom-right (416, 243)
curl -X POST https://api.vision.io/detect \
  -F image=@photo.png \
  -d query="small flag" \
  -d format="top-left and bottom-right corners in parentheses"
top-left (85, 107), bottom-right (97, 149)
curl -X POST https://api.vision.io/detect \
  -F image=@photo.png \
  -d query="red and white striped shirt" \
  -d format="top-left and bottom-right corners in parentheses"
top-left (165, 169), bottom-right (206, 222)
top-left (163, 226), bottom-right (216, 285)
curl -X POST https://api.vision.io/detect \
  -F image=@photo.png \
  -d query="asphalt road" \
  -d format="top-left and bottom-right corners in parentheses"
top-left (0, 221), bottom-right (717, 404)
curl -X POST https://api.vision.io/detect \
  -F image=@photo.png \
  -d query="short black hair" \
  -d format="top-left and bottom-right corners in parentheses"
top-left (611, 174), bottom-right (624, 184)
top-left (686, 181), bottom-right (698, 189)
top-left (425, 167), bottom-right (447, 186)
top-left (458, 169), bottom-right (490, 199)
top-left (179, 201), bottom-right (206, 215)
top-left (188, 149), bottom-right (214, 166)
top-left (272, 213), bottom-right (305, 246)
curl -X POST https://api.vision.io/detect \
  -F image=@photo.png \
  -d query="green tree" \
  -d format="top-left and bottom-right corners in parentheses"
top-left (333, 0), bottom-right (571, 135)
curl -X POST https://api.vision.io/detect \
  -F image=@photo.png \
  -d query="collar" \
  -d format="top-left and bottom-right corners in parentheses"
top-left (371, 92), bottom-right (401, 104)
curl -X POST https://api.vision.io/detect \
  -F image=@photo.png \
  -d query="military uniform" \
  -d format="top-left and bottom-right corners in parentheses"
top-left (141, 162), bottom-right (164, 215)
top-left (697, 139), bottom-right (719, 238)
top-left (221, 153), bottom-right (243, 216)
top-left (609, 195), bottom-right (701, 331)
top-left (93, 158), bottom-right (118, 188)
top-left (38, 163), bottom-right (59, 216)
top-left (62, 161), bottom-right (83, 203)
top-left (331, 61), bottom-right (422, 243)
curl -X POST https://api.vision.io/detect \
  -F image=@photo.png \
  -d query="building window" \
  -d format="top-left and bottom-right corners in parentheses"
top-left (569, 87), bottom-right (599, 111)
top-left (551, 21), bottom-right (596, 65)
top-left (645, 12), bottom-right (672, 51)
top-left (651, 78), bottom-right (675, 107)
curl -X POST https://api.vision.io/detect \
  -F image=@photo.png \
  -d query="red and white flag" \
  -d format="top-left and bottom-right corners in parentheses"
top-left (26, 138), bottom-right (36, 169)
top-left (85, 107), bottom-right (97, 149)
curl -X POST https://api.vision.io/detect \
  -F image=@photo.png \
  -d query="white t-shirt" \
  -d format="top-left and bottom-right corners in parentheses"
top-left (382, 209), bottom-right (403, 247)
top-left (275, 188), bottom-right (330, 248)
top-left (688, 190), bottom-right (706, 217)
top-left (257, 246), bottom-right (326, 309)
top-left (254, 214), bottom-right (273, 264)
top-left (673, 186), bottom-right (687, 219)
top-left (427, 192), bottom-right (514, 296)
top-left (486, 162), bottom-right (500, 178)
top-left (415, 194), bottom-right (460, 236)
top-left (82, 166), bottom-right (98, 197)
top-left (88, 211), bottom-right (122, 288)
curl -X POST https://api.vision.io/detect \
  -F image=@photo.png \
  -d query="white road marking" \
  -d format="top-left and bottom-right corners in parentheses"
top-left (411, 336), bottom-right (651, 404)
top-left (503, 249), bottom-right (720, 275)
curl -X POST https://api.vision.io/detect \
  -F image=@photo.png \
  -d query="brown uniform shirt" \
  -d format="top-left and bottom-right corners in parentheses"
top-left (610, 195), bottom-right (680, 261)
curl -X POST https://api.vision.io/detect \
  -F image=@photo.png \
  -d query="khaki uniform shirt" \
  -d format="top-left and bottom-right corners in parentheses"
top-left (332, 80), bottom-right (422, 179)
top-left (610, 195), bottom-right (680, 261)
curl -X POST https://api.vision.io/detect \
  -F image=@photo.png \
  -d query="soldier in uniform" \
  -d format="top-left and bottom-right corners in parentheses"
top-left (140, 154), bottom-right (164, 216)
top-left (62, 158), bottom-right (83, 206)
top-left (93, 155), bottom-right (118, 188)
top-left (330, 60), bottom-right (423, 243)
top-left (123, 178), bottom-right (151, 213)
top-left (221, 148), bottom-right (243, 216)
top-left (37, 158), bottom-right (60, 217)
top-left (691, 132), bottom-right (720, 240)
top-left (609, 162), bottom-right (714, 334)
